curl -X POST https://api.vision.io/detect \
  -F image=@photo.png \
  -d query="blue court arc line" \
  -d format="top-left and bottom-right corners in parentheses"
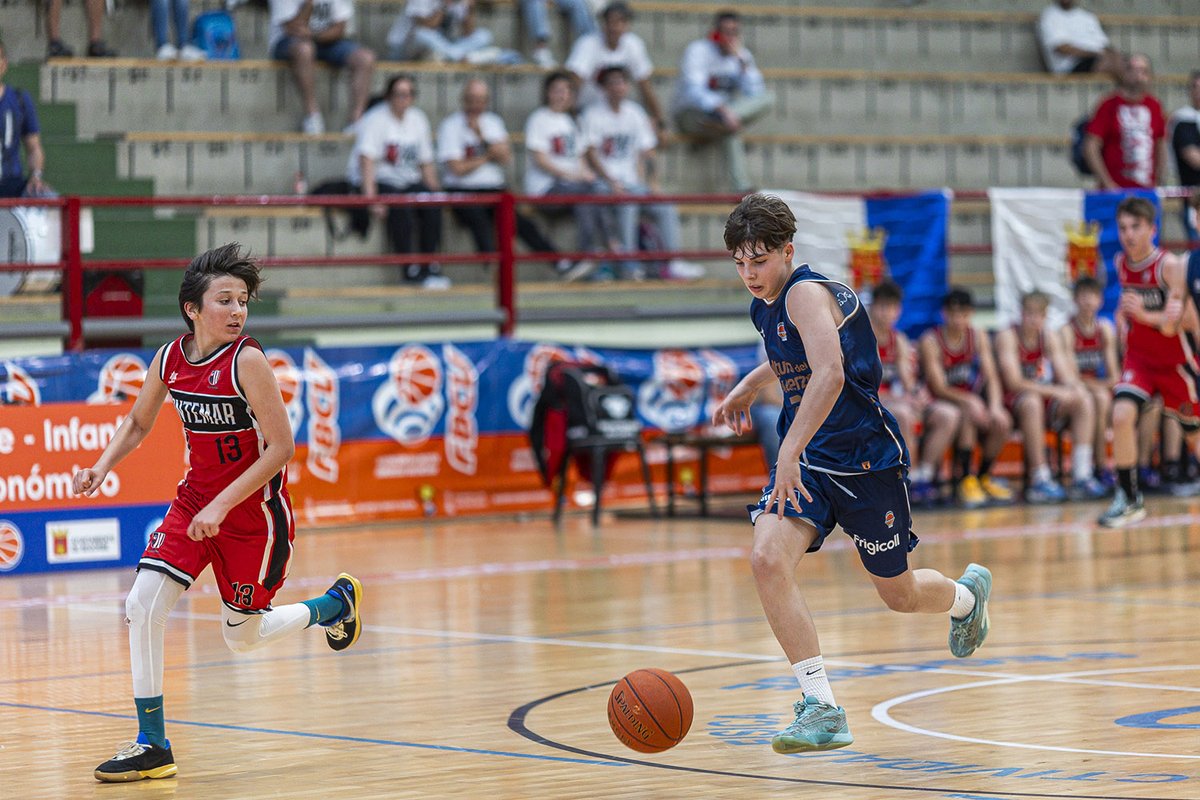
top-left (0, 701), bottom-right (628, 768)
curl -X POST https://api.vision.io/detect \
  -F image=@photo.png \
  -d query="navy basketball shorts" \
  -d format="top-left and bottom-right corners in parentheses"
top-left (748, 465), bottom-right (918, 578)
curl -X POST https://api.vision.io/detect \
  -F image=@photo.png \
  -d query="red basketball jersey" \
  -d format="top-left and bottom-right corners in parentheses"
top-left (877, 329), bottom-right (899, 390)
top-left (1014, 327), bottom-right (1050, 383)
top-left (1069, 318), bottom-right (1106, 380)
top-left (160, 334), bottom-right (286, 509)
top-left (1118, 248), bottom-right (1192, 370)
top-left (933, 326), bottom-right (980, 391)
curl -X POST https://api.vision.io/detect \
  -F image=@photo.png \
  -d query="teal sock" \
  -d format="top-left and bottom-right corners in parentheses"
top-left (135, 695), bottom-right (167, 749)
top-left (301, 592), bottom-right (345, 627)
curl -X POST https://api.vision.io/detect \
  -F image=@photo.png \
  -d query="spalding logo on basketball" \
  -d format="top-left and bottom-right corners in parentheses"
top-left (2, 362), bottom-right (42, 406)
top-left (637, 350), bottom-right (706, 432)
top-left (0, 520), bottom-right (26, 572)
top-left (266, 349), bottom-right (305, 436)
top-left (372, 345), bottom-right (445, 446)
top-left (87, 353), bottom-right (147, 404)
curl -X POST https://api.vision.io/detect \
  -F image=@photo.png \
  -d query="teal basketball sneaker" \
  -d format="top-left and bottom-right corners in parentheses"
top-left (949, 562), bottom-right (991, 658)
top-left (771, 696), bottom-right (854, 754)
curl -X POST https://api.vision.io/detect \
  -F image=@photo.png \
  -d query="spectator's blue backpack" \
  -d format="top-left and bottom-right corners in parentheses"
top-left (1071, 115), bottom-right (1093, 177)
top-left (192, 11), bottom-right (240, 60)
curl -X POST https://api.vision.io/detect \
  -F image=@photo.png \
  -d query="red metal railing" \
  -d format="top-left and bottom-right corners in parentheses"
top-left (1, 188), bottom-right (1196, 351)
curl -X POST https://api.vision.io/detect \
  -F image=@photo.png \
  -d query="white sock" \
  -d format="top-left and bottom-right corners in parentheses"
top-left (949, 580), bottom-right (976, 619)
top-left (792, 655), bottom-right (837, 707)
top-left (1033, 464), bottom-right (1052, 484)
top-left (912, 463), bottom-right (933, 483)
top-left (1072, 444), bottom-right (1094, 482)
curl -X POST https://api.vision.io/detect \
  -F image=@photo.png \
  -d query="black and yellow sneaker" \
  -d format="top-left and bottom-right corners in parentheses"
top-left (323, 573), bottom-right (363, 652)
top-left (94, 734), bottom-right (176, 782)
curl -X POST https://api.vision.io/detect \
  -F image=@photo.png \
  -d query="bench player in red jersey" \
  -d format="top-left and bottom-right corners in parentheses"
top-left (869, 280), bottom-right (961, 506)
top-left (1100, 196), bottom-right (1195, 526)
top-left (918, 288), bottom-right (1014, 509)
top-left (995, 290), bottom-right (1105, 503)
top-left (73, 244), bottom-right (364, 782)
top-left (1059, 276), bottom-right (1119, 488)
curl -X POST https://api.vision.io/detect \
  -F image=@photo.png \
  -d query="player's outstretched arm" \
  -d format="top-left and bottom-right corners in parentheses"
top-left (187, 346), bottom-right (296, 540)
top-left (72, 346), bottom-right (170, 497)
top-left (713, 361), bottom-right (775, 434)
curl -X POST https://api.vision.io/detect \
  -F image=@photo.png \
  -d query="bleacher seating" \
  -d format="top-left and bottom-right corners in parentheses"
top-left (2, 0), bottom-right (1197, 321)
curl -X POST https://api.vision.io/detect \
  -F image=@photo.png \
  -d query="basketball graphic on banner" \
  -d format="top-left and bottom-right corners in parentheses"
top-left (507, 343), bottom-right (575, 429)
top-left (637, 350), bottom-right (706, 432)
top-left (88, 354), bottom-right (147, 404)
top-left (266, 349), bottom-right (305, 436)
top-left (2, 363), bottom-right (42, 406)
top-left (0, 521), bottom-right (25, 571)
top-left (372, 345), bottom-right (445, 446)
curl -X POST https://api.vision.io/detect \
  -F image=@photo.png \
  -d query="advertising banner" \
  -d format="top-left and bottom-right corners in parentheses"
top-left (1, 340), bottom-right (770, 574)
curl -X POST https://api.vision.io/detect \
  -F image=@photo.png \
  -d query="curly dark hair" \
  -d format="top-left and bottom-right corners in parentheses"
top-left (723, 193), bottom-right (797, 255)
top-left (178, 243), bottom-right (262, 332)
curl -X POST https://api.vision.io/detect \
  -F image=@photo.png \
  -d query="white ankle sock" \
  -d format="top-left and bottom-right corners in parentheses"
top-left (950, 580), bottom-right (976, 619)
top-left (1072, 444), bottom-right (1094, 482)
top-left (792, 655), bottom-right (836, 707)
top-left (1033, 464), bottom-right (1052, 484)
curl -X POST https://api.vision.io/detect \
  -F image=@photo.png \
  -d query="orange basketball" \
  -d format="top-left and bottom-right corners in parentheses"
top-left (607, 668), bottom-right (693, 753)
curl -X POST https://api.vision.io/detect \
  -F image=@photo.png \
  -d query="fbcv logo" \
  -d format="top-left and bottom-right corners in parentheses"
top-left (373, 345), bottom-right (444, 446)
top-left (87, 353), bottom-right (147, 404)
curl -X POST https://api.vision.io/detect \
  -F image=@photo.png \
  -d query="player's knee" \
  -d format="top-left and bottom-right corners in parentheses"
top-left (290, 39), bottom-right (316, 61)
top-left (929, 402), bottom-right (959, 429)
top-left (749, 537), bottom-right (789, 582)
top-left (875, 580), bottom-right (919, 613)
top-left (124, 589), bottom-right (149, 629)
top-left (222, 612), bottom-right (263, 653)
top-left (1112, 399), bottom-right (1139, 428)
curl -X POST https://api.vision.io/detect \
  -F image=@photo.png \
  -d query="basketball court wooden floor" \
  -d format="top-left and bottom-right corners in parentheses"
top-left (3, 496), bottom-right (1199, 800)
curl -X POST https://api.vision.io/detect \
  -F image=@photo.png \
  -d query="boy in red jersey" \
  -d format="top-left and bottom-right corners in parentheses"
top-left (869, 280), bottom-right (961, 506)
top-left (73, 244), bottom-right (364, 782)
top-left (918, 288), bottom-right (1014, 509)
top-left (1100, 197), bottom-right (1194, 526)
top-left (1058, 276), bottom-right (1119, 487)
top-left (995, 291), bottom-right (1104, 502)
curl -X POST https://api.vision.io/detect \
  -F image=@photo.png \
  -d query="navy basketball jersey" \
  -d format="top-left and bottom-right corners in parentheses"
top-left (751, 265), bottom-right (908, 474)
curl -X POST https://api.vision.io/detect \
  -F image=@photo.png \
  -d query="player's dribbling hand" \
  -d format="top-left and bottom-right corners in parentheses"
top-left (768, 458), bottom-right (812, 519)
top-left (187, 504), bottom-right (228, 541)
top-left (72, 467), bottom-right (106, 497)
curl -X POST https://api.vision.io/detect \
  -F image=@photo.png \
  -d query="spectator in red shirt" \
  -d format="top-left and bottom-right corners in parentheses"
top-left (1083, 53), bottom-right (1167, 189)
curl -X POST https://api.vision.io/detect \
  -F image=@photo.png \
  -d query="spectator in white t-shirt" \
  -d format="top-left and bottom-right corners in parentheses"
top-left (565, 2), bottom-right (663, 131)
top-left (350, 74), bottom-right (448, 289)
top-left (671, 10), bottom-right (773, 192)
top-left (269, 0), bottom-right (376, 135)
top-left (1036, 1), bottom-right (1121, 78)
top-left (524, 71), bottom-right (618, 282)
top-left (386, 0), bottom-right (500, 64)
top-left (437, 78), bottom-right (565, 263)
top-left (582, 67), bottom-right (704, 282)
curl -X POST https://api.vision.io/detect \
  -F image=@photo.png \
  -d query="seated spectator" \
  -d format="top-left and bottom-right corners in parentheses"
top-left (869, 280), bottom-right (961, 507)
top-left (1083, 54), bottom-right (1167, 190)
top-left (386, 0), bottom-right (501, 65)
top-left (520, 0), bottom-right (597, 68)
top-left (152, 0), bottom-right (206, 61)
top-left (1169, 71), bottom-right (1200, 241)
top-left (46, 0), bottom-right (116, 58)
top-left (566, 2), bottom-right (664, 130)
top-left (437, 78), bottom-right (569, 268)
top-left (1058, 276), bottom-right (1118, 487)
top-left (0, 41), bottom-right (49, 199)
top-left (671, 11), bottom-right (774, 193)
top-left (524, 71), bottom-right (618, 282)
top-left (918, 288), bottom-right (1014, 509)
top-left (269, 0), bottom-right (377, 134)
top-left (995, 291), bottom-right (1105, 503)
top-left (1036, 1), bottom-right (1121, 78)
top-left (349, 74), bottom-right (448, 289)
top-left (581, 67), bottom-right (704, 281)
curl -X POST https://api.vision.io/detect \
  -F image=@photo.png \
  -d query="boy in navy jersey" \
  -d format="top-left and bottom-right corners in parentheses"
top-left (74, 244), bottom-right (363, 782)
top-left (713, 194), bottom-right (992, 754)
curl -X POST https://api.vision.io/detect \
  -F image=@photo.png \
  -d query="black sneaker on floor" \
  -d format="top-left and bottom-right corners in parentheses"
top-left (94, 734), bottom-right (176, 782)
top-left (47, 40), bottom-right (74, 58)
top-left (322, 572), bottom-right (363, 652)
top-left (87, 40), bottom-right (118, 58)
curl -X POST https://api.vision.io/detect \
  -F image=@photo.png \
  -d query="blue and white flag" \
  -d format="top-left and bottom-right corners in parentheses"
top-left (772, 189), bottom-right (950, 338)
top-left (990, 187), bottom-right (1160, 328)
